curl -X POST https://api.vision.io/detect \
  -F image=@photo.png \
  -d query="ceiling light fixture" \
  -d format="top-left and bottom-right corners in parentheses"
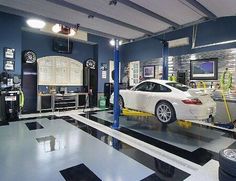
top-left (109, 39), bottom-right (123, 46)
top-left (88, 15), bottom-right (94, 19)
top-left (26, 19), bottom-right (46, 29)
top-left (52, 24), bottom-right (76, 36)
top-left (52, 24), bottom-right (61, 33)
top-left (110, 39), bottom-right (115, 46)
top-left (190, 54), bottom-right (197, 60)
top-left (109, 0), bottom-right (117, 6)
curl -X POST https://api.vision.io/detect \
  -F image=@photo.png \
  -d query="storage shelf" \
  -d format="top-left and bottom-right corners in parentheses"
top-left (38, 93), bottom-right (88, 112)
top-left (55, 102), bottom-right (76, 105)
top-left (55, 106), bottom-right (76, 109)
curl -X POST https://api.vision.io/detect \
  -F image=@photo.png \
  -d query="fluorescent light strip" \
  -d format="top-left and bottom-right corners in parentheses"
top-left (193, 40), bottom-right (236, 49)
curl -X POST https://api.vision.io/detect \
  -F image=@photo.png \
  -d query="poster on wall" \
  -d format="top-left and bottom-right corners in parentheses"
top-left (4, 48), bottom-right (15, 59)
top-left (4, 59), bottom-right (15, 71)
top-left (102, 70), bottom-right (107, 79)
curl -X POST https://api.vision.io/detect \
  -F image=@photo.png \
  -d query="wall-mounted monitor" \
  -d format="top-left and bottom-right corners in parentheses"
top-left (190, 58), bottom-right (218, 80)
top-left (52, 38), bottom-right (73, 54)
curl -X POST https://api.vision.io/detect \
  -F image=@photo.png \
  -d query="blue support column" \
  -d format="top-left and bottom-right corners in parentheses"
top-left (112, 39), bottom-right (120, 129)
top-left (162, 41), bottom-right (169, 80)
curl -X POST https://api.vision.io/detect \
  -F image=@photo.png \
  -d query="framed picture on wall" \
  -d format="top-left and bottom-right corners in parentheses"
top-left (4, 47), bottom-right (15, 59)
top-left (143, 65), bottom-right (155, 78)
top-left (4, 59), bottom-right (15, 71)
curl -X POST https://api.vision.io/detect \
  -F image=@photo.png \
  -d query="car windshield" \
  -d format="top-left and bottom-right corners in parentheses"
top-left (166, 82), bottom-right (189, 92)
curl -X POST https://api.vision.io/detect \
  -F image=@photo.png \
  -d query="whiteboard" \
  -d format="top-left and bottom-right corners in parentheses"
top-left (37, 56), bottom-right (83, 86)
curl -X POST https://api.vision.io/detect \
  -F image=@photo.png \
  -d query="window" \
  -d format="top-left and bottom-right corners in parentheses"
top-left (135, 82), bottom-right (151, 91)
top-left (135, 82), bottom-right (171, 92)
top-left (129, 61), bottom-right (140, 86)
top-left (166, 82), bottom-right (189, 92)
top-left (152, 83), bottom-right (171, 92)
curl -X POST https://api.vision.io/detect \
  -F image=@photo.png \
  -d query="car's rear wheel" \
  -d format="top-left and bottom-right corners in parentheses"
top-left (155, 101), bottom-right (176, 124)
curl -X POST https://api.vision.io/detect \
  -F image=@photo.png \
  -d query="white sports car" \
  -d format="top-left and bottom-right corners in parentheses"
top-left (110, 79), bottom-right (216, 124)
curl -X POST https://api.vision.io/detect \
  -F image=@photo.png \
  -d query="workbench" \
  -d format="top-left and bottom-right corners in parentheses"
top-left (37, 93), bottom-right (88, 112)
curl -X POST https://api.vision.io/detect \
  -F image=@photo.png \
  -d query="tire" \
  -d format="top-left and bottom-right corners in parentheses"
top-left (119, 96), bottom-right (124, 110)
top-left (219, 149), bottom-right (236, 177)
top-left (219, 167), bottom-right (236, 181)
top-left (155, 101), bottom-right (176, 124)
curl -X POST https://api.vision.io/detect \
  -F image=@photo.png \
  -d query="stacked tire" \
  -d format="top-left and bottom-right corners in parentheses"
top-left (219, 149), bottom-right (236, 181)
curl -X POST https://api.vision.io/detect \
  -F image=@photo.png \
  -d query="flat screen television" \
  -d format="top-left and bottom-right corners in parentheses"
top-left (190, 58), bottom-right (218, 80)
top-left (53, 38), bottom-right (73, 54)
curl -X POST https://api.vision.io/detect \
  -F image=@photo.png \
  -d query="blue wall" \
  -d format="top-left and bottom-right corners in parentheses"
top-left (1, 11), bottom-right (236, 93)
top-left (22, 31), bottom-right (94, 62)
top-left (22, 30), bottom-right (95, 92)
top-left (88, 34), bottom-right (113, 92)
top-left (121, 16), bottom-right (236, 63)
top-left (0, 12), bottom-right (23, 75)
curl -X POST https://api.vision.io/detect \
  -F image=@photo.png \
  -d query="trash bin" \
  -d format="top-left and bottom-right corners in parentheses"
top-left (99, 96), bottom-right (107, 109)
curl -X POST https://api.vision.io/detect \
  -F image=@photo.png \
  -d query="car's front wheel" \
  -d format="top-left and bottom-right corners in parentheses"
top-left (119, 96), bottom-right (124, 110)
top-left (155, 101), bottom-right (176, 124)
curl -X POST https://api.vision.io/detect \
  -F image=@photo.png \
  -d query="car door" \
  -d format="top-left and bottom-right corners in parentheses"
top-left (135, 82), bottom-right (158, 112)
top-left (132, 82), bottom-right (155, 111)
top-left (124, 82), bottom-right (149, 110)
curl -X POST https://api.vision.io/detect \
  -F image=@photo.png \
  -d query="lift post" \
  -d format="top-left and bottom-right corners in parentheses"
top-left (112, 39), bottom-right (120, 129)
top-left (162, 41), bottom-right (169, 80)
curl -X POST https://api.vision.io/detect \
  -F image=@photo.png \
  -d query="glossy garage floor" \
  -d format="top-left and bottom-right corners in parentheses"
top-left (0, 118), bottom-right (154, 181)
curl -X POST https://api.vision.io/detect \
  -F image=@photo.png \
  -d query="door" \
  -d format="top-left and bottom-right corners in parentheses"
top-left (22, 63), bottom-right (37, 113)
top-left (109, 60), bottom-right (121, 83)
top-left (129, 61), bottom-right (140, 86)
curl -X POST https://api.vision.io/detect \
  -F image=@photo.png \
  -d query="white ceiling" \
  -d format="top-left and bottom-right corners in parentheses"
top-left (197, 0), bottom-right (236, 17)
top-left (66, 0), bottom-right (169, 33)
top-left (0, 0), bottom-right (236, 40)
top-left (129, 0), bottom-right (203, 25)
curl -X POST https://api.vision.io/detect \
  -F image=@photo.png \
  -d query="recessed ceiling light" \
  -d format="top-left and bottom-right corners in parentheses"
top-left (52, 24), bottom-right (61, 33)
top-left (26, 19), bottom-right (46, 29)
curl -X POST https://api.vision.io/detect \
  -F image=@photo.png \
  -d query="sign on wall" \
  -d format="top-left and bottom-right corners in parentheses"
top-left (4, 48), bottom-right (15, 59)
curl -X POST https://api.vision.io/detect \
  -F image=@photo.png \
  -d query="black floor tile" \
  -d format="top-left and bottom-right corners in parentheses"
top-left (227, 142), bottom-right (236, 149)
top-left (63, 116), bottom-right (190, 181)
top-left (60, 163), bottom-right (101, 181)
top-left (141, 173), bottom-right (162, 181)
top-left (25, 122), bottom-right (44, 130)
top-left (0, 121), bottom-right (9, 126)
top-left (80, 113), bottom-right (214, 165)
